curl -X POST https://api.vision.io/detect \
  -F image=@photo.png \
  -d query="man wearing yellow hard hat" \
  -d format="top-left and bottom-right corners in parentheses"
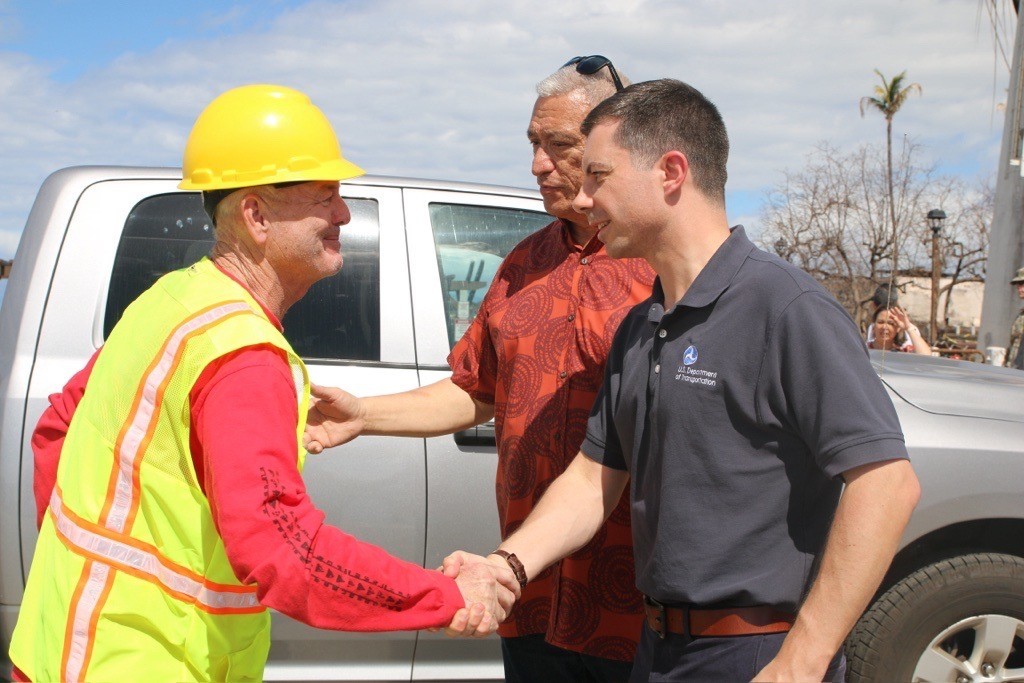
top-left (9, 84), bottom-right (518, 683)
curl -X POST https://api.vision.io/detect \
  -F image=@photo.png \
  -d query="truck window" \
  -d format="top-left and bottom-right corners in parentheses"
top-left (104, 192), bottom-right (381, 361)
top-left (428, 203), bottom-right (551, 348)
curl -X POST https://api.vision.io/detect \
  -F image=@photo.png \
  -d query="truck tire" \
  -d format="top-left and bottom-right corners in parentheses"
top-left (845, 553), bottom-right (1024, 683)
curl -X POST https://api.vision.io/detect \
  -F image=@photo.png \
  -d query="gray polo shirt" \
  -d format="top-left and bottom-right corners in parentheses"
top-left (582, 226), bottom-right (908, 611)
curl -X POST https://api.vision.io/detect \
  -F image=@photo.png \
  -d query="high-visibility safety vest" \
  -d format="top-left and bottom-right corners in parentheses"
top-left (10, 258), bottom-right (309, 682)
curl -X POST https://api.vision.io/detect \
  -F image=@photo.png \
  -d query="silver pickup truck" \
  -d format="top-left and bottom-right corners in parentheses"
top-left (2, 167), bottom-right (1024, 682)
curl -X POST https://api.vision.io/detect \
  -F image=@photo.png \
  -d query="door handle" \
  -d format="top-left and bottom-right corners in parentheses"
top-left (453, 421), bottom-right (496, 446)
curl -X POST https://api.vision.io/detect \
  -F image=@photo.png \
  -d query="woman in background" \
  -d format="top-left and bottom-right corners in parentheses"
top-left (867, 305), bottom-right (932, 356)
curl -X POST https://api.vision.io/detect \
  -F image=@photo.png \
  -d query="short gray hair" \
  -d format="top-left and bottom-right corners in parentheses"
top-left (536, 64), bottom-right (630, 109)
top-left (208, 183), bottom-right (297, 228)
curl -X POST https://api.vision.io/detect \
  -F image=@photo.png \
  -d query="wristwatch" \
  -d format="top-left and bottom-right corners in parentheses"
top-left (491, 549), bottom-right (528, 589)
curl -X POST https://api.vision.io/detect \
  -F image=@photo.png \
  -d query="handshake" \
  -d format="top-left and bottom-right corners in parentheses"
top-left (439, 551), bottom-right (523, 638)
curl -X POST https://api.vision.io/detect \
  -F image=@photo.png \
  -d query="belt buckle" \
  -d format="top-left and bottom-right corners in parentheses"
top-left (644, 595), bottom-right (668, 640)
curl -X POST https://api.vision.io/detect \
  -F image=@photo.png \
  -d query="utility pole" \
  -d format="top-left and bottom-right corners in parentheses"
top-left (928, 209), bottom-right (947, 343)
top-left (980, 3), bottom-right (1024, 351)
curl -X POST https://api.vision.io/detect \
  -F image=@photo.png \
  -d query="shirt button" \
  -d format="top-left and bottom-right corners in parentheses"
top-left (658, 329), bottom-right (667, 338)
top-left (580, 257), bottom-right (589, 265)
top-left (559, 371), bottom-right (568, 379)
top-left (654, 364), bottom-right (661, 374)
top-left (567, 313), bottom-right (576, 322)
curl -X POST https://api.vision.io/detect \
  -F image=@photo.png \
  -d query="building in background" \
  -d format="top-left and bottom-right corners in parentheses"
top-left (898, 277), bottom-right (984, 333)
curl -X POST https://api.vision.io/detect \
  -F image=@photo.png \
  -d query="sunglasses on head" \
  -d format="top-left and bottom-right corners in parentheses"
top-left (563, 55), bottom-right (624, 92)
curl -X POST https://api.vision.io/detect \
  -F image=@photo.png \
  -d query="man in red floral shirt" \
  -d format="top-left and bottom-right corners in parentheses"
top-left (306, 58), bottom-right (654, 682)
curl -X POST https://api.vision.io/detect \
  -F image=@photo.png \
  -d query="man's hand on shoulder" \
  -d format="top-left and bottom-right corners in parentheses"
top-left (303, 384), bottom-right (366, 453)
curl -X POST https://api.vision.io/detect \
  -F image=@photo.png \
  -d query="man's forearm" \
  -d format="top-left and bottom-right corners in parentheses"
top-left (362, 378), bottom-right (494, 438)
top-left (499, 453), bottom-right (629, 580)
top-left (760, 458), bottom-right (920, 679)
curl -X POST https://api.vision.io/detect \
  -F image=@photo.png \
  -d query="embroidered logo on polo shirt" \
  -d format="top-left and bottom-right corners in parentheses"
top-left (675, 345), bottom-right (718, 387)
top-left (683, 345), bottom-right (698, 366)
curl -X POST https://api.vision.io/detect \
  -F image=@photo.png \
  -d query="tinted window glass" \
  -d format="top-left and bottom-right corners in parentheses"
top-left (105, 192), bottom-right (381, 361)
top-left (103, 194), bottom-right (215, 335)
top-left (428, 203), bottom-right (551, 348)
top-left (284, 199), bottom-right (380, 361)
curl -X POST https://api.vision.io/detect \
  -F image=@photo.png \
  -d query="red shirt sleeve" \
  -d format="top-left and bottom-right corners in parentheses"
top-left (31, 349), bottom-right (100, 529)
top-left (448, 258), bottom-right (513, 404)
top-left (191, 346), bottom-right (464, 631)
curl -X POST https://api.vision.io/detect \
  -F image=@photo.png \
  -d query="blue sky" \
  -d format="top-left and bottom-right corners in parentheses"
top-left (0, 0), bottom-right (1014, 260)
top-left (2, 1), bottom-right (298, 81)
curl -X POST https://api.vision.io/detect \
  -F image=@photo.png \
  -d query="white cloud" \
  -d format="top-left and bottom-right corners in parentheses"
top-left (0, 0), bottom-right (1014, 256)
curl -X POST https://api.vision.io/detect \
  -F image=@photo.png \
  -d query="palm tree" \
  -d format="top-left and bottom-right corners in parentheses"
top-left (860, 69), bottom-right (922, 277)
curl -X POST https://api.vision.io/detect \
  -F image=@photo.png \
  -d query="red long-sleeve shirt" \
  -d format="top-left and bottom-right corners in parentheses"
top-left (29, 281), bottom-right (463, 636)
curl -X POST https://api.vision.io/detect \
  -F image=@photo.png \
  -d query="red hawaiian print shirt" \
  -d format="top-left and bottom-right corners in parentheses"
top-left (448, 219), bottom-right (655, 661)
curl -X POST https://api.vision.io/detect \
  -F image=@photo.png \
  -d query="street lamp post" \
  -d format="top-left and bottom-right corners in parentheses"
top-left (927, 209), bottom-right (947, 344)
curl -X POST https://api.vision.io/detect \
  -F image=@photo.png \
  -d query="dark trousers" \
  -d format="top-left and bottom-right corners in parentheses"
top-left (501, 634), bottom-right (635, 683)
top-left (630, 623), bottom-right (846, 682)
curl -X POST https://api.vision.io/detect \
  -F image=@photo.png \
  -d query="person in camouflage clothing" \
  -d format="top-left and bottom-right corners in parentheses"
top-left (1008, 267), bottom-right (1024, 370)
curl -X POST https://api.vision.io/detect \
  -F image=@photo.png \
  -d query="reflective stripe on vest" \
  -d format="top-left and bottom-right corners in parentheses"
top-left (105, 301), bottom-right (253, 535)
top-left (50, 489), bottom-right (262, 613)
top-left (62, 300), bottom-right (258, 683)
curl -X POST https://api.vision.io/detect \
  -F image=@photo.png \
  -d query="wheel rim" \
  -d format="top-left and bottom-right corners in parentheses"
top-left (912, 614), bottom-right (1024, 682)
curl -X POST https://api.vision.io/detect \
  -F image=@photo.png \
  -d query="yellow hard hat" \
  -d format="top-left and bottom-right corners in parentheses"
top-left (178, 84), bottom-right (364, 191)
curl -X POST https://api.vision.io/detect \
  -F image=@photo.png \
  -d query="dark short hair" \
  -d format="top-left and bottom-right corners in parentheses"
top-left (581, 78), bottom-right (729, 203)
